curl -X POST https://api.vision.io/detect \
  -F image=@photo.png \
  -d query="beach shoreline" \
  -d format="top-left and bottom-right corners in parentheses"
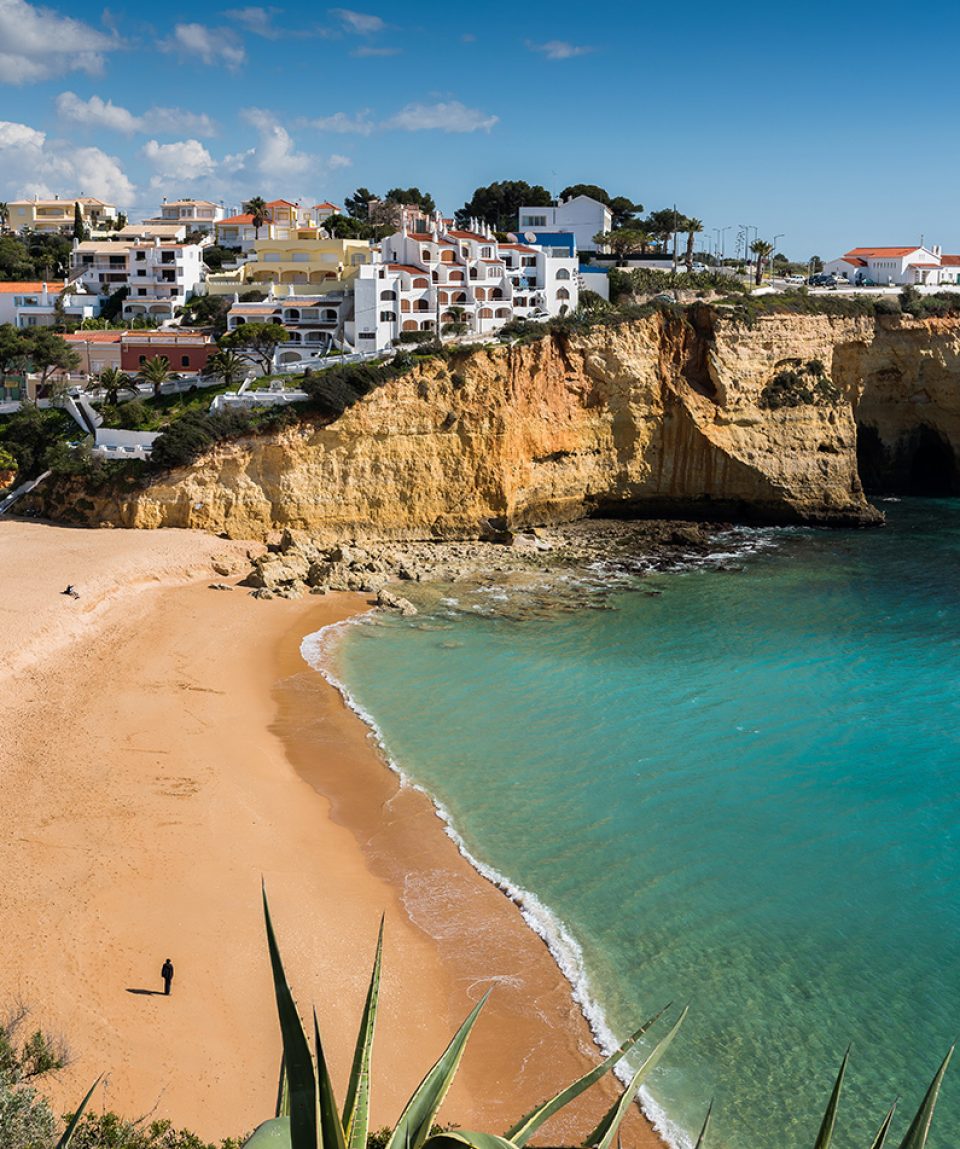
top-left (0, 520), bottom-right (663, 1147)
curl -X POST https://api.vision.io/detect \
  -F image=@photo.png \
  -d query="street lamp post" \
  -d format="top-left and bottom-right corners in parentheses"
top-left (772, 233), bottom-right (785, 283)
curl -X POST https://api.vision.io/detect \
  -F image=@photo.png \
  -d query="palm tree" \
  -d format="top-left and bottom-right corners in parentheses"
top-left (751, 239), bottom-right (774, 285)
top-left (138, 355), bottom-right (172, 397)
top-left (208, 348), bottom-right (244, 386)
top-left (685, 218), bottom-right (704, 271)
top-left (96, 366), bottom-right (133, 405)
top-left (244, 196), bottom-right (269, 239)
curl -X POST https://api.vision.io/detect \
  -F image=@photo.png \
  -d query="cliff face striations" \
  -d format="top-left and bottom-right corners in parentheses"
top-left (34, 310), bottom-right (960, 539)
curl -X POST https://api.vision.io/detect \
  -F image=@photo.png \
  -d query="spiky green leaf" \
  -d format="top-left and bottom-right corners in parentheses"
top-left (694, 1100), bottom-right (713, 1149)
top-left (244, 1117), bottom-right (293, 1148)
top-left (583, 1008), bottom-right (688, 1149)
top-left (56, 1074), bottom-right (103, 1149)
top-left (813, 1048), bottom-right (850, 1149)
top-left (315, 1010), bottom-right (348, 1149)
top-left (424, 1131), bottom-right (518, 1149)
top-left (276, 1055), bottom-right (290, 1119)
top-left (343, 916), bottom-right (384, 1149)
top-left (868, 1102), bottom-right (898, 1149)
top-left (386, 992), bottom-right (491, 1149)
top-left (506, 1006), bottom-right (671, 1146)
top-left (263, 884), bottom-right (318, 1149)
top-left (897, 1045), bottom-right (954, 1149)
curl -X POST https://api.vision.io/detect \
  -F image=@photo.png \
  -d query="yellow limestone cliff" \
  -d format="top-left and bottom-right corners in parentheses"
top-left (37, 309), bottom-right (960, 539)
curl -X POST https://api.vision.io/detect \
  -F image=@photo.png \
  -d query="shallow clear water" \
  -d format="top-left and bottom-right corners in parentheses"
top-left (323, 501), bottom-right (960, 1149)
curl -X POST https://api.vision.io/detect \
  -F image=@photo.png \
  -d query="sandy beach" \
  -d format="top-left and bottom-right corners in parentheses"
top-left (0, 519), bottom-right (662, 1147)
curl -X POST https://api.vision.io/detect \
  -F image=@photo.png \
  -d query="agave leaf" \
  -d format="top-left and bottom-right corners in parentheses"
top-left (386, 991), bottom-right (491, 1149)
top-left (314, 1010), bottom-right (348, 1149)
top-left (897, 1045), bottom-right (954, 1149)
top-left (868, 1101), bottom-right (898, 1149)
top-left (583, 1008), bottom-right (688, 1149)
top-left (506, 1005), bottom-right (671, 1146)
top-left (276, 1055), bottom-right (290, 1119)
top-left (813, 1047), bottom-right (850, 1149)
top-left (423, 1131), bottom-right (518, 1149)
top-left (244, 1117), bottom-right (293, 1148)
top-left (55, 1074), bottom-right (103, 1149)
top-left (263, 884), bottom-right (318, 1149)
top-left (582, 1010), bottom-right (687, 1149)
top-left (343, 916), bottom-right (384, 1149)
top-left (693, 1099), bottom-right (714, 1149)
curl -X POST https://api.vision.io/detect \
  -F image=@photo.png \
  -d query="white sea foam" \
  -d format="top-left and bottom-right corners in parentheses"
top-left (299, 617), bottom-right (694, 1149)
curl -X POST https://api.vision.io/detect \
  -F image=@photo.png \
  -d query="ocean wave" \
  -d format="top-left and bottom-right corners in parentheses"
top-left (299, 619), bottom-right (694, 1149)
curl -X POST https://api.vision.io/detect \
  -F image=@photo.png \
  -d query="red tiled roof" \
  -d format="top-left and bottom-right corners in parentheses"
top-left (940, 255), bottom-right (960, 265)
top-left (0, 281), bottom-right (65, 293)
top-left (838, 256), bottom-right (868, 267)
top-left (314, 201), bottom-right (340, 210)
top-left (219, 213), bottom-right (255, 225)
top-left (266, 199), bottom-right (298, 208)
top-left (844, 246), bottom-right (920, 258)
top-left (912, 263), bottom-right (940, 268)
top-left (447, 230), bottom-right (487, 241)
top-left (64, 331), bottom-right (122, 343)
top-left (500, 244), bottom-right (539, 253)
top-left (387, 264), bottom-right (429, 275)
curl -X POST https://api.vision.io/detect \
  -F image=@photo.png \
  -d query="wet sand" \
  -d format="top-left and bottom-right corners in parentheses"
top-left (0, 520), bottom-right (662, 1146)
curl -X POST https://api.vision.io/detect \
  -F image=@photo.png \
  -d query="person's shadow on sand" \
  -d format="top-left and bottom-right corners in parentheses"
top-left (126, 988), bottom-right (165, 996)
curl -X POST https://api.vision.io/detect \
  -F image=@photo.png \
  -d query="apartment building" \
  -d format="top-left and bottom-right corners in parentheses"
top-left (0, 281), bottom-right (100, 328)
top-left (206, 231), bottom-right (374, 296)
top-left (120, 330), bottom-right (216, 374)
top-left (143, 198), bottom-right (225, 235)
top-left (7, 196), bottom-right (118, 234)
top-left (224, 290), bottom-right (353, 369)
top-left (517, 194), bottom-right (612, 254)
top-left (70, 237), bottom-right (205, 321)
top-left (215, 199), bottom-right (307, 251)
top-left (353, 215), bottom-right (579, 351)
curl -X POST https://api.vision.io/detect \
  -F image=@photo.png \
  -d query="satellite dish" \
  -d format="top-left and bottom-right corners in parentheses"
top-left (523, 231), bottom-right (538, 243)
top-left (505, 232), bottom-right (518, 243)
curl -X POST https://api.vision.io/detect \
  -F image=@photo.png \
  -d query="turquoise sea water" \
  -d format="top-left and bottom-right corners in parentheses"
top-left (311, 501), bottom-right (960, 1149)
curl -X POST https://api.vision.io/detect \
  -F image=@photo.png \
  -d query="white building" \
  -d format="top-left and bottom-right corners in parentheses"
top-left (516, 195), bottom-right (612, 254)
top-left (0, 281), bottom-right (100, 328)
top-left (143, 198), bottom-right (225, 235)
top-left (225, 289), bottom-right (353, 370)
top-left (352, 215), bottom-right (579, 352)
top-left (70, 238), bottom-right (205, 321)
top-left (823, 245), bottom-right (958, 286)
top-left (6, 196), bottom-right (118, 234)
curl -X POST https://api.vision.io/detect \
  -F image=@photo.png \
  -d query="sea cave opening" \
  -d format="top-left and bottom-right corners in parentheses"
top-left (856, 421), bottom-right (960, 495)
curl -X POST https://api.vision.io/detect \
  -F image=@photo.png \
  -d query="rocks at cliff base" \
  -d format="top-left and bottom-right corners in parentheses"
top-left (376, 590), bottom-right (418, 616)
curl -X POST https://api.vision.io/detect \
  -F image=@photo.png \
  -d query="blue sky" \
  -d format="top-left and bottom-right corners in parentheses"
top-left (1, 0), bottom-right (959, 259)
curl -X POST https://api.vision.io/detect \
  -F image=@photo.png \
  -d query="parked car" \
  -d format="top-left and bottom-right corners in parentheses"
top-left (785, 274), bottom-right (805, 285)
top-left (691, 262), bottom-right (707, 273)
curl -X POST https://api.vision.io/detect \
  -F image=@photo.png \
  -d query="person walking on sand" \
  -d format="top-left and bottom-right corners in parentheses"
top-left (161, 958), bottom-right (174, 996)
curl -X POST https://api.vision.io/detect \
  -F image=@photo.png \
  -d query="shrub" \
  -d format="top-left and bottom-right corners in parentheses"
top-left (396, 330), bottom-right (439, 345)
top-left (759, 361), bottom-right (841, 409)
top-left (149, 410), bottom-right (253, 470)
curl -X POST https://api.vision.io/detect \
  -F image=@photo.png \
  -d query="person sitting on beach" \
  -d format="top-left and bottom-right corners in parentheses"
top-left (161, 958), bottom-right (174, 996)
top-left (62, 585), bottom-right (79, 599)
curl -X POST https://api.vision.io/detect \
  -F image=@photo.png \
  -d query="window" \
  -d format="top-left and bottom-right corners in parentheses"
top-left (139, 355), bottom-right (146, 365)
top-left (522, 215), bottom-right (547, 227)
top-left (557, 287), bottom-right (570, 300)
top-left (421, 250), bottom-right (433, 261)
top-left (380, 311), bottom-right (397, 322)
top-left (480, 247), bottom-right (492, 259)
top-left (181, 355), bottom-right (190, 367)
top-left (556, 268), bottom-right (571, 280)
top-left (412, 277), bottom-right (429, 289)
top-left (136, 251), bottom-right (146, 261)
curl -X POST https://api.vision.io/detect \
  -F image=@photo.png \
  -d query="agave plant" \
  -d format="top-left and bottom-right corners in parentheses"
top-left (245, 887), bottom-right (684, 1149)
top-left (810, 1044), bottom-right (953, 1149)
top-left (55, 1073), bottom-right (104, 1148)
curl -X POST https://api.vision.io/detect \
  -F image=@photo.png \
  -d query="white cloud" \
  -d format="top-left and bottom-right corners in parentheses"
top-left (527, 39), bottom-right (594, 60)
top-left (56, 91), bottom-right (217, 137)
top-left (329, 7), bottom-right (384, 33)
top-left (304, 101), bottom-right (498, 136)
top-left (384, 101), bottom-right (498, 133)
top-left (0, 119), bottom-right (135, 205)
top-left (142, 139), bottom-right (216, 189)
top-left (0, 0), bottom-right (122, 84)
top-left (230, 108), bottom-right (314, 180)
top-left (162, 22), bottom-right (245, 68)
top-left (223, 5), bottom-right (281, 36)
top-left (328, 154), bottom-right (352, 170)
top-left (305, 110), bottom-right (375, 135)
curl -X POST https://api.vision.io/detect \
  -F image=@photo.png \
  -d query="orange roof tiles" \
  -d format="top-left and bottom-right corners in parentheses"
top-left (940, 255), bottom-right (960, 265)
top-left (219, 213), bottom-right (255, 225)
top-left (314, 201), bottom-right (340, 210)
top-left (387, 264), bottom-right (429, 275)
top-left (0, 281), bottom-right (65, 293)
top-left (266, 199), bottom-right (298, 208)
top-left (63, 331), bottom-right (122, 342)
top-left (447, 230), bottom-right (487, 241)
top-left (845, 247), bottom-right (921, 258)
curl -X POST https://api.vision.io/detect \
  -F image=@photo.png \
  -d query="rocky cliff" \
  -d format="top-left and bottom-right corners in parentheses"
top-left (31, 309), bottom-right (960, 539)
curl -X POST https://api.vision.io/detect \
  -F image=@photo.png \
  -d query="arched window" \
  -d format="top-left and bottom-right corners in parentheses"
top-left (479, 307), bottom-right (493, 319)
top-left (556, 268), bottom-right (571, 280)
top-left (401, 299), bottom-right (411, 312)
top-left (495, 307), bottom-right (511, 318)
top-left (453, 291), bottom-right (467, 303)
top-left (380, 311), bottom-right (397, 322)
top-left (441, 311), bottom-right (456, 323)
top-left (413, 277), bottom-right (429, 289)
top-left (448, 270), bottom-right (464, 283)
top-left (438, 291), bottom-right (448, 304)
top-left (414, 299), bottom-right (430, 312)
top-left (421, 250), bottom-right (433, 261)
top-left (474, 288), bottom-right (486, 301)
top-left (285, 308), bottom-right (301, 321)
top-left (380, 289), bottom-right (396, 301)
top-left (441, 250), bottom-right (456, 263)
top-left (321, 310), bottom-right (338, 323)
top-left (556, 287), bottom-right (570, 300)
top-left (402, 319), bottom-right (418, 331)
top-left (492, 288), bottom-right (504, 300)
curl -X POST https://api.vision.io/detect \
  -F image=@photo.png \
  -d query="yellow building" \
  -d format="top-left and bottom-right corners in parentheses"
top-left (7, 196), bottom-right (118, 234)
top-left (206, 231), bottom-right (374, 296)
